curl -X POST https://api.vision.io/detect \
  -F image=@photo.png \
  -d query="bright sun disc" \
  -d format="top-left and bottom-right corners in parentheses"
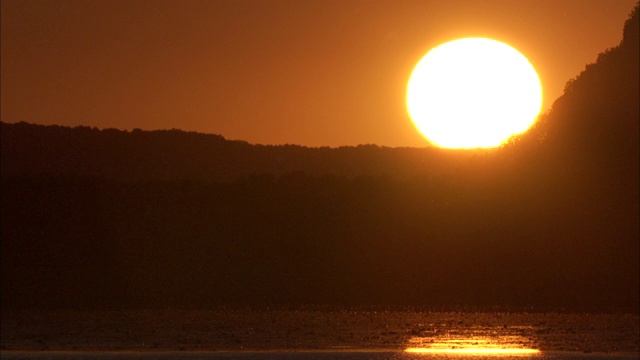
top-left (407, 38), bottom-right (542, 149)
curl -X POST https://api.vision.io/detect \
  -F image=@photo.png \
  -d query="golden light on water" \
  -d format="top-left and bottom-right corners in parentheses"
top-left (405, 335), bottom-right (540, 356)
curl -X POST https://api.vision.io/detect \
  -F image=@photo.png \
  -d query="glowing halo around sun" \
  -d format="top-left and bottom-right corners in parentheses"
top-left (407, 38), bottom-right (543, 149)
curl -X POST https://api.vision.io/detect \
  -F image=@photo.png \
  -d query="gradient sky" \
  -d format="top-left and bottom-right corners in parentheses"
top-left (2, 0), bottom-right (636, 147)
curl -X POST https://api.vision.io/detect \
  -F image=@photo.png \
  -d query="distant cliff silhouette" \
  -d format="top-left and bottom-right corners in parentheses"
top-left (1, 4), bottom-right (638, 312)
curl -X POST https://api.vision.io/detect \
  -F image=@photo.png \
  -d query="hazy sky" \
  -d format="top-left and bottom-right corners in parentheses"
top-left (2, 0), bottom-right (636, 147)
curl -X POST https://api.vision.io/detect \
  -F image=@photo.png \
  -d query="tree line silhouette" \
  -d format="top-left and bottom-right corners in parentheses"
top-left (1, 4), bottom-right (637, 312)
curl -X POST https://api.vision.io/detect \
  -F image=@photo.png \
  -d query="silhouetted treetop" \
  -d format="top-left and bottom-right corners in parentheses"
top-left (622, 3), bottom-right (639, 48)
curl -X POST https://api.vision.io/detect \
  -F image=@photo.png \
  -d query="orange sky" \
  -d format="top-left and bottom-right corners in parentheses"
top-left (1, 0), bottom-right (636, 147)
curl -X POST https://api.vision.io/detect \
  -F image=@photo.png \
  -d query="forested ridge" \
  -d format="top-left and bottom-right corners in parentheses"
top-left (1, 5), bottom-right (637, 312)
top-left (1, 121), bottom-right (489, 183)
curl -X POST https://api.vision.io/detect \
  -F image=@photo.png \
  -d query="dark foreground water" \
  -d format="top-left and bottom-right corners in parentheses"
top-left (1, 351), bottom-right (638, 360)
top-left (2, 310), bottom-right (638, 360)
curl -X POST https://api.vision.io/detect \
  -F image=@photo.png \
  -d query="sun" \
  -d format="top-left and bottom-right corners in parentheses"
top-left (406, 38), bottom-right (542, 149)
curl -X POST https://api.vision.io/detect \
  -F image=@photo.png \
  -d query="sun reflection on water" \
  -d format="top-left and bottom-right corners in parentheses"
top-left (405, 334), bottom-right (540, 356)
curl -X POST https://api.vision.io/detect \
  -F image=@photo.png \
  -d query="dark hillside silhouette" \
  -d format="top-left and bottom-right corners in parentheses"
top-left (1, 5), bottom-right (638, 312)
top-left (516, 3), bottom-right (638, 171)
top-left (507, 2), bottom-right (639, 310)
top-left (1, 122), bottom-right (476, 182)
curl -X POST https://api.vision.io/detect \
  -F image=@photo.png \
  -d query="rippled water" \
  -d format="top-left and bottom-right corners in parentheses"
top-left (2, 310), bottom-right (638, 359)
top-left (1, 351), bottom-right (638, 360)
